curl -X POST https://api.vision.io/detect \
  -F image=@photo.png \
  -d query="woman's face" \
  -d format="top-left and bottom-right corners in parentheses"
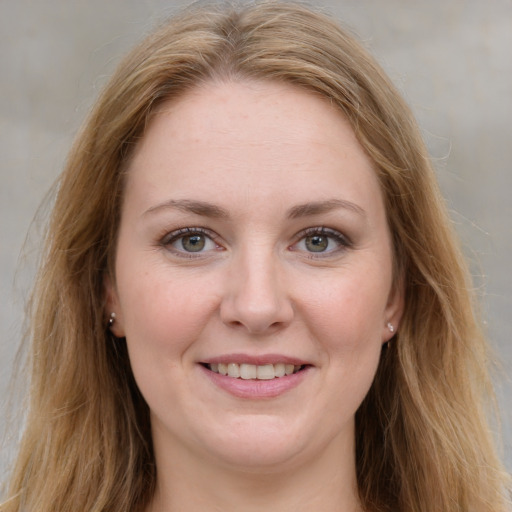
top-left (107, 80), bottom-right (402, 472)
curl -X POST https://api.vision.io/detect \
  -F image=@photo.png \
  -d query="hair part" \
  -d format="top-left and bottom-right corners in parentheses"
top-left (2, 1), bottom-right (510, 511)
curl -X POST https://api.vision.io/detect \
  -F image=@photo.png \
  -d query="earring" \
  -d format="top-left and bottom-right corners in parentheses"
top-left (108, 312), bottom-right (116, 327)
top-left (387, 322), bottom-right (395, 333)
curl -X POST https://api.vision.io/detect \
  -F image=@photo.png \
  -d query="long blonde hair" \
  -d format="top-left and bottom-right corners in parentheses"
top-left (2, 2), bottom-right (510, 511)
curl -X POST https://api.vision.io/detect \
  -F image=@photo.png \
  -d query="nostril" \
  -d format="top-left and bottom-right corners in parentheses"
top-left (219, 279), bottom-right (294, 333)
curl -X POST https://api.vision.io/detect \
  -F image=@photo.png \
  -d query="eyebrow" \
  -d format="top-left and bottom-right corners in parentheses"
top-left (143, 199), bottom-right (230, 219)
top-left (286, 199), bottom-right (366, 219)
top-left (143, 198), bottom-right (366, 219)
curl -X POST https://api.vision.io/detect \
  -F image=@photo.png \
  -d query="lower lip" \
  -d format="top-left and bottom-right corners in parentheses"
top-left (198, 365), bottom-right (311, 399)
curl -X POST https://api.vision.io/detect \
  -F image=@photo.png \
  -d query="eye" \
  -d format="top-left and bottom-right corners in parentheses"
top-left (178, 233), bottom-right (208, 252)
top-left (161, 227), bottom-right (221, 256)
top-left (304, 234), bottom-right (330, 252)
top-left (292, 227), bottom-right (351, 256)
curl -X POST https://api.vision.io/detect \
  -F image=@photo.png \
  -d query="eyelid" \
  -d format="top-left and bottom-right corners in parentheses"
top-left (158, 225), bottom-right (351, 259)
top-left (290, 226), bottom-right (352, 256)
top-left (159, 226), bottom-right (224, 257)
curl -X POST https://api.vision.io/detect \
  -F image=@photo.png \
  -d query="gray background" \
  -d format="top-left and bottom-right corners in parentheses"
top-left (1, 0), bottom-right (511, 479)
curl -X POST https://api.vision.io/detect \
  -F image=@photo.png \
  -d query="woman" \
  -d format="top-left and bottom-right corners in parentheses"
top-left (1, 1), bottom-right (510, 511)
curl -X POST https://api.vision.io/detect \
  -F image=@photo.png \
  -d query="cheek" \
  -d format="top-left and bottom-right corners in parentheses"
top-left (117, 271), bottom-right (219, 411)
top-left (305, 267), bottom-right (390, 348)
top-left (300, 267), bottom-right (388, 396)
top-left (116, 260), bottom-right (219, 360)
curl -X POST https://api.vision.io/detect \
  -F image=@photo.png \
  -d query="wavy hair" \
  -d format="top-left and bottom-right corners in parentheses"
top-left (2, 1), bottom-right (510, 511)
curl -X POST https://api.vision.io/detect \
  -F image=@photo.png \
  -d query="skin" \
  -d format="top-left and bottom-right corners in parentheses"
top-left (106, 80), bottom-right (403, 512)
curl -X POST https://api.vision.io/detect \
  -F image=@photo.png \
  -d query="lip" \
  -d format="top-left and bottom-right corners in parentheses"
top-left (198, 354), bottom-right (313, 399)
top-left (201, 353), bottom-right (309, 366)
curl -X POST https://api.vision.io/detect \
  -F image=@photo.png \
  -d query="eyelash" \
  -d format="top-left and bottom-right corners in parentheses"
top-left (158, 226), bottom-right (352, 259)
top-left (292, 226), bottom-right (352, 257)
top-left (160, 227), bottom-right (223, 259)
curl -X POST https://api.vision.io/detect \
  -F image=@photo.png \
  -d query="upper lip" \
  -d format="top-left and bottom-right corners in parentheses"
top-left (200, 353), bottom-right (311, 366)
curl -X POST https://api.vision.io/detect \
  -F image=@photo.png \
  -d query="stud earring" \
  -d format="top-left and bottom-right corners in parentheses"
top-left (387, 322), bottom-right (395, 333)
top-left (108, 312), bottom-right (116, 327)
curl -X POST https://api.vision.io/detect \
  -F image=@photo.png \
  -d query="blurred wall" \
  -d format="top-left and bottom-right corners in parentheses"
top-left (1, 0), bottom-right (511, 476)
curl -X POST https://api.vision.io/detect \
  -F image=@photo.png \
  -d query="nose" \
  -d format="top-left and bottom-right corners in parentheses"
top-left (220, 250), bottom-right (294, 334)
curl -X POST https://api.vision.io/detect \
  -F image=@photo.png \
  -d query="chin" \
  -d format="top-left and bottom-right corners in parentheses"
top-left (198, 415), bottom-right (342, 473)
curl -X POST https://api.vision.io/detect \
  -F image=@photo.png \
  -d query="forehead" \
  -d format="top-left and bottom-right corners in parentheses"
top-left (125, 79), bottom-right (384, 222)
top-left (144, 80), bottom-right (363, 162)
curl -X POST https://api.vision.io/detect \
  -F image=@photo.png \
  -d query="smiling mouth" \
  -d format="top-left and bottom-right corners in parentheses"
top-left (203, 362), bottom-right (307, 380)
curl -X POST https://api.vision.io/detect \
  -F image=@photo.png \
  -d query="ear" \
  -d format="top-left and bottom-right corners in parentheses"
top-left (104, 273), bottom-right (126, 338)
top-left (382, 275), bottom-right (405, 343)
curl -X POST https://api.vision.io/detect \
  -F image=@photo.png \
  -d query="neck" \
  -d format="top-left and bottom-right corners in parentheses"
top-left (147, 432), bottom-right (362, 512)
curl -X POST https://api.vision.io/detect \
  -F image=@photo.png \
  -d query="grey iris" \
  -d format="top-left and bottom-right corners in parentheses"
top-left (305, 235), bottom-right (328, 252)
top-left (182, 235), bottom-right (205, 252)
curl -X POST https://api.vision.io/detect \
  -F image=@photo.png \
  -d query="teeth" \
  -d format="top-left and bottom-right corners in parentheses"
top-left (274, 363), bottom-right (285, 378)
top-left (227, 363), bottom-right (240, 378)
top-left (207, 362), bottom-right (304, 380)
top-left (256, 364), bottom-right (275, 380)
top-left (240, 364), bottom-right (257, 380)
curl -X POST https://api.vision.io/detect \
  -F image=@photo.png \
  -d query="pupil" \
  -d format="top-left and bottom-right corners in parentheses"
top-left (306, 235), bottom-right (328, 252)
top-left (182, 235), bottom-right (205, 252)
